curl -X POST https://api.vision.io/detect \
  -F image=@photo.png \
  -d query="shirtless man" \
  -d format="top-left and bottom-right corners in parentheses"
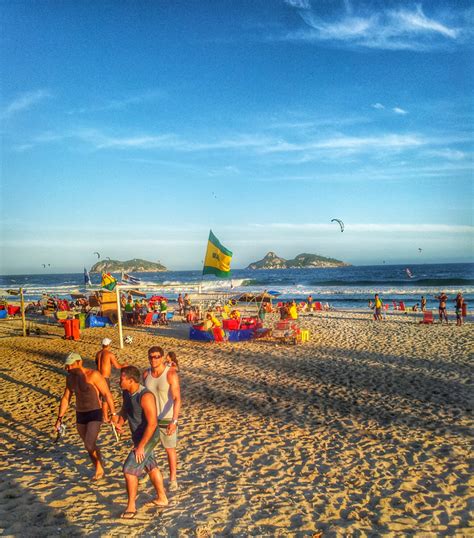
top-left (143, 346), bottom-right (181, 491)
top-left (435, 292), bottom-right (448, 324)
top-left (95, 338), bottom-right (127, 422)
top-left (55, 352), bottom-right (118, 480)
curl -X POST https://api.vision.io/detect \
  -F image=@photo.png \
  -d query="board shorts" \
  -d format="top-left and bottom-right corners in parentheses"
top-left (157, 420), bottom-right (178, 449)
top-left (123, 429), bottom-right (161, 477)
top-left (76, 408), bottom-right (103, 424)
top-left (375, 307), bottom-right (382, 316)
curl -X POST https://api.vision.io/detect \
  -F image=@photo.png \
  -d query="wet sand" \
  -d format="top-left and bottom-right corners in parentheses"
top-left (0, 310), bottom-right (472, 536)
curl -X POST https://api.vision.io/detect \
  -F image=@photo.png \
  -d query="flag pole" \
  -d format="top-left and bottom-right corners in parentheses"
top-left (115, 285), bottom-right (124, 349)
top-left (20, 287), bottom-right (26, 337)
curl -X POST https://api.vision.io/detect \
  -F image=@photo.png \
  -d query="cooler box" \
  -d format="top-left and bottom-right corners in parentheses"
top-left (75, 313), bottom-right (87, 329)
top-left (86, 315), bottom-right (113, 328)
top-left (0, 310), bottom-right (8, 319)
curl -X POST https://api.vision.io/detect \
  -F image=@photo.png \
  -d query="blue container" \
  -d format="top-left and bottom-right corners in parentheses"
top-left (86, 315), bottom-right (113, 328)
top-left (228, 329), bottom-right (254, 342)
top-left (189, 327), bottom-right (214, 342)
top-left (0, 309), bottom-right (7, 319)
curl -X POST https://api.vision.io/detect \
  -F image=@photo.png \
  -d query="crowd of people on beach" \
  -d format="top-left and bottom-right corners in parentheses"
top-left (55, 340), bottom-right (181, 519)
top-left (369, 291), bottom-right (466, 325)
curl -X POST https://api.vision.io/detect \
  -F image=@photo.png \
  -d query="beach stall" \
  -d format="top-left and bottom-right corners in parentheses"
top-left (0, 287), bottom-right (27, 336)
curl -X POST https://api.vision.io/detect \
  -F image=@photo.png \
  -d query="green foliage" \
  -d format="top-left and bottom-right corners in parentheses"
top-left (90, 258), bottom-right (167, 273)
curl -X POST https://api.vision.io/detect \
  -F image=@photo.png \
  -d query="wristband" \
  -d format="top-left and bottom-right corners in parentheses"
top-left (171, 419), bottom-right (178, 425)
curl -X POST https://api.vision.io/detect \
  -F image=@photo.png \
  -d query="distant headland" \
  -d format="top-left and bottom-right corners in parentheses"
top-left (247, 252), bottom-right (349, 270)
top-left (90, 258), bottom-right (167, 273)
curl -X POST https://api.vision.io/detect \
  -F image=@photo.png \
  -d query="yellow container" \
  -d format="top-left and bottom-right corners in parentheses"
top-left (300, 329), bottom-right (310, 342)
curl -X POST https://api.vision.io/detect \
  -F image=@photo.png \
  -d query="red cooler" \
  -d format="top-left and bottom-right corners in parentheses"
top-left (71, 318), bottom-right (80, 340)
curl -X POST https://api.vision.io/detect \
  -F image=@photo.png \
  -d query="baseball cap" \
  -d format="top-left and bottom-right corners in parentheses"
top-left (64, 352), bottom-right (82, 366)
top-left (102, 338), bottom-right (112, 346)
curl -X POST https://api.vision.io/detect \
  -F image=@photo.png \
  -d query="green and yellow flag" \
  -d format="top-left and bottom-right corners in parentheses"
top-left (101, 272), bottom-right (117, 291)
top-left (202, 230), bottom-right (233, 278)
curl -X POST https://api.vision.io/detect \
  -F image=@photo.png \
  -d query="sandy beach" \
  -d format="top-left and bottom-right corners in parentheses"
top-left (0, 310), bottom-right (472, 537)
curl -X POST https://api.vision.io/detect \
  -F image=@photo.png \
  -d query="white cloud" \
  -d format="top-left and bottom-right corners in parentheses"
top-left (392, 107), bottom-right (408, 115)
top-left (283, 4), bottom-right (463, 50)
top-left (372, 103), bottom-right (385, 110)
top-left (68, 89), bottom-right (165, 115)
top-left (2, 89), bottom-right (52, 118)
top-left (284, 0), bottom-right (310, 9)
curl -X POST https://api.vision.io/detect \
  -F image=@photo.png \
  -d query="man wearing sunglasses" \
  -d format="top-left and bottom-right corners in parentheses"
top-left (143, 346), bottom-right (181, 491)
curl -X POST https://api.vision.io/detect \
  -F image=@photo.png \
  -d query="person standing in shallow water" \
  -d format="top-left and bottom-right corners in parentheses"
top-left (455, 293), bottom-right (464, 326)
top-left (421, 296), bottom-right (427, 312)
top-left (373, 294), bottom-right (383, 321)
top-left (55, 352), bottom-right (118, 481)
top-left (435, 292), bottom-right (448, 324)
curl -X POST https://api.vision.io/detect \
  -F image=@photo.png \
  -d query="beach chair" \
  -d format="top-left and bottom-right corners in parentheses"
top-left (419, 310), bottom-right (434, 324)
top-left (392, 301), bottom-right (398, 310)
top-left (398, 301), bottom-right (406, 312)
top-left (272, 320), bottom-right (299, 344)
top-left (314, 302), bottom-right (322, 311)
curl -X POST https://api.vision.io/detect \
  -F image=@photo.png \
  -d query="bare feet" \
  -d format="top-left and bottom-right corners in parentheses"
top-left (92, 470), bottom-right (105, 481)
top-left (145, 497), bottom-right (169, 507)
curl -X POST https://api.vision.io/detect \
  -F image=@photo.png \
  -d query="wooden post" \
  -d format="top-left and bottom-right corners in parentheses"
top-left (116, 285), bottom-right (124, 349)
top-left (20, 287), bottom-right (26, 337)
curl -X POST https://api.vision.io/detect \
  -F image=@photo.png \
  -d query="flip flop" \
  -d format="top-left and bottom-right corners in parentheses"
top-left (120, 511), bottom-right (137, 519)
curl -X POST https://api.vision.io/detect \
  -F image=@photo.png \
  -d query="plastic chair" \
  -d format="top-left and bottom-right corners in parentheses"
top-left (419, 311), bottom-right (434, 324)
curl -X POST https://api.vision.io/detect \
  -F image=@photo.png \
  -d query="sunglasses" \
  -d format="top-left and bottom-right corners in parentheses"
top-left (148, 354), bottom-right (162, 360)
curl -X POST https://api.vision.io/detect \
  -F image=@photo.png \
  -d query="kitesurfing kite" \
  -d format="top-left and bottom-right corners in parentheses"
top-left (418, 248), bottom-right (422, 253)
top-left (93, 252), bottom-right (100, 259)
top-left (406, 268), bottom-right (414, 279)
top-left (331, 218), bottom-right (344, 232)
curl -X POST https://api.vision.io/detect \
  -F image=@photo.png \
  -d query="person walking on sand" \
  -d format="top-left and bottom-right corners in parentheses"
top-left (435, 292), bottom-right (448, 324)
top-left (54, 352), bottom-right (118, 481)
top-left (143, 346), bottom-right (181, 491)
top-left (116, 366), bottom-right (168, 519)
top-left (455, 293), bottom-right (464, 326)
top-left (373, 294), bottom-right (384, 321)
top-left (95, 338), bottom-right (127, 422)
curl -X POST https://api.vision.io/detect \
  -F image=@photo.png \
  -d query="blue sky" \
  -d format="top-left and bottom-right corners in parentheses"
top-left (1, 0), bottom-right (473, 273)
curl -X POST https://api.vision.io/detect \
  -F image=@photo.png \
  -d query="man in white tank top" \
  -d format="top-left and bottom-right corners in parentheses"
top-left (143, 346), bottom-right (181, 491)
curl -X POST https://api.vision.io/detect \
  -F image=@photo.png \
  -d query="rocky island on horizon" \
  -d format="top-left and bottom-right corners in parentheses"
top-left (247, 252), bottom-right (349, 270)
top-left (90, 258), bottom-right (167, 273)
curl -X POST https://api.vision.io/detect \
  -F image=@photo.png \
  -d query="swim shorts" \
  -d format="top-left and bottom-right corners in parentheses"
top-left (158, 420), bottom-right (178, 449)
top-left (123, 429), bottom-right (161, 477)
top-left (76, 408), bottom-right (103, 424)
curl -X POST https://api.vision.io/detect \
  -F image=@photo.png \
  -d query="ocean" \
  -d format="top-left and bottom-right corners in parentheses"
top-left (1, 263), bottom-right (473, 311)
